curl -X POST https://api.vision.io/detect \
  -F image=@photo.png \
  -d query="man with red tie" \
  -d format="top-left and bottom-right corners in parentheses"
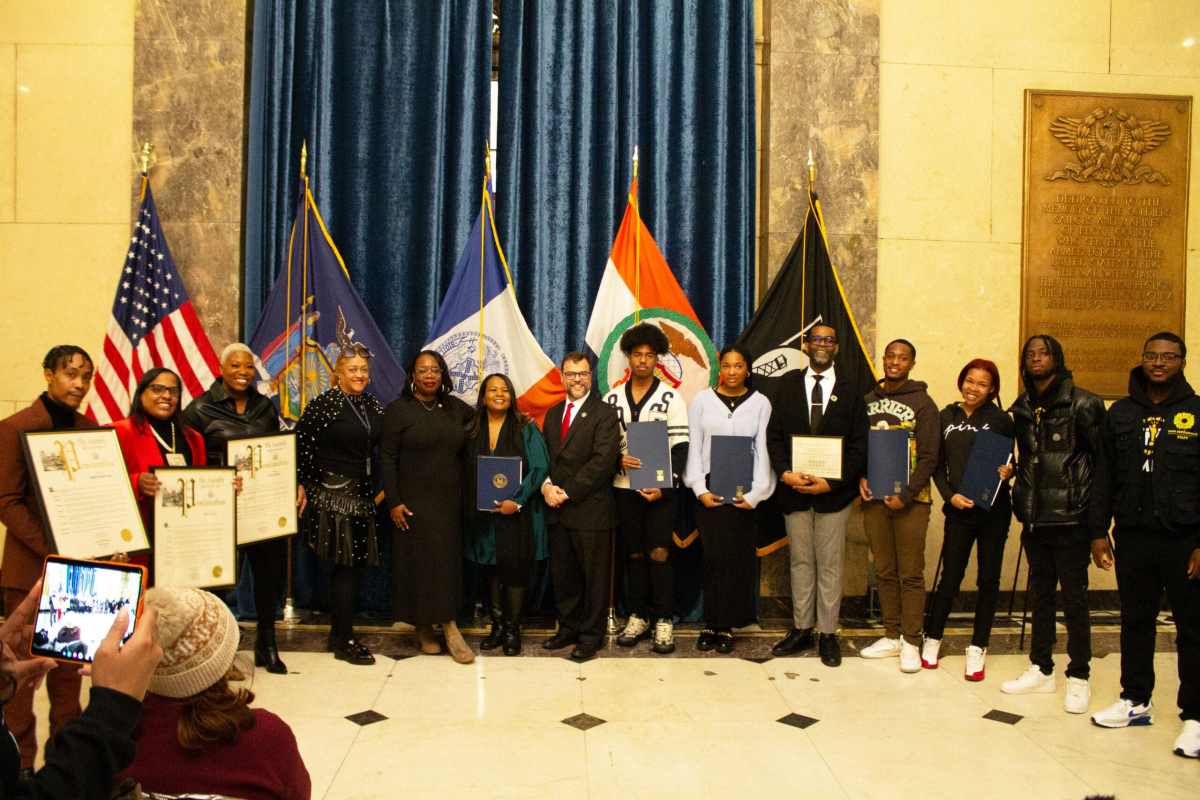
top-left (541, 352), bottom-right (620, 661)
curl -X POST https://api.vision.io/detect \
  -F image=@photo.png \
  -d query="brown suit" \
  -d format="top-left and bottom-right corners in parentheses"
top-left (0, 396), bottom-right (92, 767)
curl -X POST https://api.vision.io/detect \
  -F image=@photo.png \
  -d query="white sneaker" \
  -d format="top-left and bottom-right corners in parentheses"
top-left (1001, 664), bottom-right (1056, 695)
top-left (616, 614), bottom-right (649, 647)
top-left (899, 639), bottom-right (921, 673)
top-left (860, 636), bottom-right (902, 659)
top-left (1064, 677), bottom-right (1091, 714)
top-left (964, 645), bottom-right (986, 682)
top-left (920, 638), bottom-right (940, 669)
top-left (652, 619), bottom-right (675, 654)
top-left (1174, 719), bottom-right (1200, 758)
top-left (1091, 698), bottom-right (1154, 728)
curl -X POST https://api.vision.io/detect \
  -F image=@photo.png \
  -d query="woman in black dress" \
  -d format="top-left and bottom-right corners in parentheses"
top-left (296, 344), bottom-right (383, 665)
top-left (381, 350), bottom-right (475, 664)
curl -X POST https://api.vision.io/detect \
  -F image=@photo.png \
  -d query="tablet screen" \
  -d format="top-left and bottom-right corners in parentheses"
top-left (31, 558), bottom-right (144, 663)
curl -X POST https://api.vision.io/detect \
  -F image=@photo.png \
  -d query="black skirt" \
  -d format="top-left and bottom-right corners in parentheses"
top-left (303, 471), bottom-right (380, 568)
top-left (695, 502), bottom-right (758, 629)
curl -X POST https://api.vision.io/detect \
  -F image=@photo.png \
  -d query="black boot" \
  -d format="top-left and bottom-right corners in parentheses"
top-left (255, 626), bottom-right (288, 674)
top-left (480, 610), bottom-right (505, 651)
top-left (502, 622), bottom-right (522, 656)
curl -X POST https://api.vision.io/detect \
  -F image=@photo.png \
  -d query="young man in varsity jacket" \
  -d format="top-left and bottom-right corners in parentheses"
top-left (1089, 332), bottom-right (1200, 759)
top-left (606, 323), bottom-right (689, 654)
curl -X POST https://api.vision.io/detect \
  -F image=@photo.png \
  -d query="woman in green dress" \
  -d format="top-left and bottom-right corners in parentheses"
top-left (464, 373), bottom-right (548, 655)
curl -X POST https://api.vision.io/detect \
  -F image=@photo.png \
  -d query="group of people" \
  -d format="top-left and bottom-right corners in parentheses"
top-left (0, 321), bottom-right (1198, 777)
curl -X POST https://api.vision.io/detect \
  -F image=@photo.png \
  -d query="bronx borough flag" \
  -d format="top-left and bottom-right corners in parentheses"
top-left (248, 168), bottom-right (405, 422)
top-left (584, 176), bottom-right (718, 404)
top-left (425, 172), bottom-right (562, 424)
top-left (85, 176), bottom-right (221, 424)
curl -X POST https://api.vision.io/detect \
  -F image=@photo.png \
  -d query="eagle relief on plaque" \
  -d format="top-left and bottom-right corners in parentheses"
top-left (1022, 91), bottom-right (1191, 398)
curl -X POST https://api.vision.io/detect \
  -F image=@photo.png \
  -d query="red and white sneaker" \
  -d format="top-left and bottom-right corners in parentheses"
top-left (964, 645), bottom-right (986, 682)
top-left (920, 637), bottom-right (940, 669)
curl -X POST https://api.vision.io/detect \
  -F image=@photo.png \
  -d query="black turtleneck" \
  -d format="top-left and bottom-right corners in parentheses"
top-left (39, 392), bottom-right (78, 430)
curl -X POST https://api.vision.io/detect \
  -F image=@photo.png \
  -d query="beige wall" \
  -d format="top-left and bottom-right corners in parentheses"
top-left (0, 1), bottom-right (136, 412)
top-left (878, 0), bottom-right (1200, 592)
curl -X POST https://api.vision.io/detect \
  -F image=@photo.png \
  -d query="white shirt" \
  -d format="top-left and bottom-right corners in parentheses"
top-left (561, 391), bottom-right (590, 430)
top-left (804, 364), bottom-right (836, 416)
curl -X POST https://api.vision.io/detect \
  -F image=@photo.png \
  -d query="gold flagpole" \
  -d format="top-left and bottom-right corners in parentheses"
top-left (801, 148), bottom-right (815, 325)
top-left (283, 141), bottom-right (308, 628)
top-left (632, 146), bottom-right (641, 325)
top-left (478, 143), bottom-right (490, 389)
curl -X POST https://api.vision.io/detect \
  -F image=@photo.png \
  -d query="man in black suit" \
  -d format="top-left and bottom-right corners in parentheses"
top-left (542, 352), bottom-right (621, 661)
top-left (766, 324), bottom-right (868, 666)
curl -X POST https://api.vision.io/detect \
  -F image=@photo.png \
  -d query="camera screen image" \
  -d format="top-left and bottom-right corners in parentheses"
top-left (33, 560), bottom-right (143, 663)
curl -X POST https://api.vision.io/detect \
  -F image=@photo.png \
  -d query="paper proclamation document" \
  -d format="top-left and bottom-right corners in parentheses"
top-left (22, 429), bottom-right (149, 558)
top-left (226, 432), bottom-right (297, 545)
top-left (791, 435), bottom-right (844, 481)
top-left (153, 467), bottom-right (237, 589)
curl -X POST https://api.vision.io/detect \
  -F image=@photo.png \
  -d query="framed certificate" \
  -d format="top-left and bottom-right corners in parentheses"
top-left (153, 467), bottom-right (237, 589)
top-left (791, 435), bottom-right (843, 480)
top-left (21, 429), bottom-right (149, 558)
top-left (226, 432), bottom-right (297, 545)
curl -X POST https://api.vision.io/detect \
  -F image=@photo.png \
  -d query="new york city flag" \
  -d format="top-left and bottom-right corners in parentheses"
top-left (425, 178), bottom-right (563, 424)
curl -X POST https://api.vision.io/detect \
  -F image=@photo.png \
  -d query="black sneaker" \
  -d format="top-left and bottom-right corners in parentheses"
top-left (714, 632), bottom-right (735, 654)
top-left (696, 628), bottom-right (717, 651)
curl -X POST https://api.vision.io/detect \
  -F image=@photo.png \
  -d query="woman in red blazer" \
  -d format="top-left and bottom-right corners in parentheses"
top-left (113, 368), bottom-right (207, 540)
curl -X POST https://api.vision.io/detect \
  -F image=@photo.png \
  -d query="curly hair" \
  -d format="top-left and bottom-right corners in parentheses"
top-left (619, 323), bottom-right (669, 356)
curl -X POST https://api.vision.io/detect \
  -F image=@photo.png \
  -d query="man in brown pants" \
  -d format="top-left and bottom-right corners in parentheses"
top-left (0, 345), bottom-right (95, 769)
top-left (859, 339), bottom-right (940, 673)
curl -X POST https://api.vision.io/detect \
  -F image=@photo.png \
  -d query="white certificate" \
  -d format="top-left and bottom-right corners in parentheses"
top-left (226, 432), bottom-right (297, 545)
top-left (791, 435), bottom-right (844, 480)
top-left (153, 467), bottom-right (237, 588)
top-left (22, 429), bottom-right (149, 558)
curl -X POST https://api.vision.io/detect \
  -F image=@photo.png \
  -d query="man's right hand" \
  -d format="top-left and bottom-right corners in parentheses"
top-left (87, 607), bottom-right (162, 703)
top-left (1091, 538), bottom-right (1115, 570)
top-left (949, 494), bottom-right (975, 510)
top-left (137, 472), bottom-right (161, 497)
top-left (781, 471), bottom-right (810, 491)
top-left (698, 492), bottom-right (724, 509)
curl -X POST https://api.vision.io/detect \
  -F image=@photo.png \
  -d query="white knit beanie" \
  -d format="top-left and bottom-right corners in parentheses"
top-left (145, 587), bottom-right (240, 699)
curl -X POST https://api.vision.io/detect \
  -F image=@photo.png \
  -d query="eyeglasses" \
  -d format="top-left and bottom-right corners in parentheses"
top-left (562, 371), bottom-right (591, 381)
top-left (806, 336), bottom-right (837, 347)
top-left (413, 366), bottom-right (442, 375)
top-left (146, 384), bottom-right (180, 397)
top-left (1142, 352), bottom-right (1183, 364)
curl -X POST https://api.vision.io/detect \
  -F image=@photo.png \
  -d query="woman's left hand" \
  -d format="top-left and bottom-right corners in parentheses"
top-left (493, 500), bottom-right (520, 515)
top-left (637, 488), bottom-right (663, 502)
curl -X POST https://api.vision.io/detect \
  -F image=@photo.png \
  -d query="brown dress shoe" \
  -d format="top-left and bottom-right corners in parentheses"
top-left (417, 624), bottom-right (442, 655)
top-left (443, 620), bottom-right (475, 664)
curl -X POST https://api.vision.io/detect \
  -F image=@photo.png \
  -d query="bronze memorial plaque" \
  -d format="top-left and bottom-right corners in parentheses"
top-left (1022, 90), bottom-right (1191, 398)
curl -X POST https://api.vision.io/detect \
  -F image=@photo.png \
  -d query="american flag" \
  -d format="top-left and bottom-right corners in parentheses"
top-left (84, 176), bottom-right (220, 424)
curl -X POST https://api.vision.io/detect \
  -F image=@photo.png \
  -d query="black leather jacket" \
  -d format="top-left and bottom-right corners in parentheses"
top-left (182, 378), bottom-right (280, 465)
top-left (1010, 374), bottom-right (1106, 532)
top-left (1092, 368), bottom-right (1200, 547)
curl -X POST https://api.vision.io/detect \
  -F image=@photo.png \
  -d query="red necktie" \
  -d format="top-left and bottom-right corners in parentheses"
top-left (560, 402), bottom-right (574, 441)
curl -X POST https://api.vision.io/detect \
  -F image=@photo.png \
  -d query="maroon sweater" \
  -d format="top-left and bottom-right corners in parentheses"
top-left (119, 694), bottom-right (311, 800)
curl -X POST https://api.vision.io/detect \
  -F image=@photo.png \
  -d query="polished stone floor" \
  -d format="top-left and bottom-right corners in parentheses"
top-left (34, 614), bottom-right (1196, 799)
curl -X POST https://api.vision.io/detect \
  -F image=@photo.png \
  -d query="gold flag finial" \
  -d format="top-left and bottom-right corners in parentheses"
top-left (299, 140), bottom-right (308, 178)
top-left (807, 148), bottom-right (816, 187)
top-left (632, 145), bottom-right (639, 179)
top-left (138, 141), bottom-right (154, 175)
top-left (484, 139), bottom-right (492, 179)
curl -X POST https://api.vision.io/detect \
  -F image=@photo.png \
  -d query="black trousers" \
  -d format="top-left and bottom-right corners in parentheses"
top-left (1024, 525), bottom-right (1091, 679)
top-left (925, 506), bottom-right (1009, 646)
top-left (1114, 527), bottom-right (1200, 721)
top-left (550, 524), bottom-right (612, 648)
top-left (245, 538), bottom-right (287, 631)
top-left (615, 489), bottom-right (675, 621)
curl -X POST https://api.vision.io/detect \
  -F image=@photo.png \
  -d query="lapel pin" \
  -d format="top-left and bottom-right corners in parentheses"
top-left (830, 395), bottom-right (838, 404)
top-left (581, 412), bottom-right (588, 418)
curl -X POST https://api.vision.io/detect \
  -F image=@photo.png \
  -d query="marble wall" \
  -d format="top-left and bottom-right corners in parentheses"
top-left (133, 0), bottom-right (248, 353)
top-left (758, 0), bottom-right (881, 598)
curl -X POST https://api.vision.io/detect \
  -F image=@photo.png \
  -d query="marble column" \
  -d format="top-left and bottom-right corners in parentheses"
top-left (132, 0), bottom-right (247, 352)
top-left (759, 0), bottom-right (879, 600)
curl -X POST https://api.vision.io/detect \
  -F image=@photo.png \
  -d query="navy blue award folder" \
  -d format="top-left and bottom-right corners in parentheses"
top-left (709, 435), bottom-right (754, 504)
top-left (957, 430), bottom-right (1014, 510)
top-left (477, 456), bottom-right (522, 511)
top-left (627, 420), bottom-right (672, 490)
top-left (867, 428), bottom-right (910, 499)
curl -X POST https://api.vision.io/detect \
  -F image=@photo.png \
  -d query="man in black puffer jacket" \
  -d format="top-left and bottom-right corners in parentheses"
top-left (1088, 332), bottom-right (1200, 758)
top-left (1002, 334), bottom-right (1107, 715)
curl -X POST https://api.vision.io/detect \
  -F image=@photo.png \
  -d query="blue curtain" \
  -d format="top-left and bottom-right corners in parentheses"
top-left (242, 1), bottom-right (491, 615)
top-left (243, 0), bottom-right (491, 358)
top-left (497, 0), bottom-right (756, 355)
